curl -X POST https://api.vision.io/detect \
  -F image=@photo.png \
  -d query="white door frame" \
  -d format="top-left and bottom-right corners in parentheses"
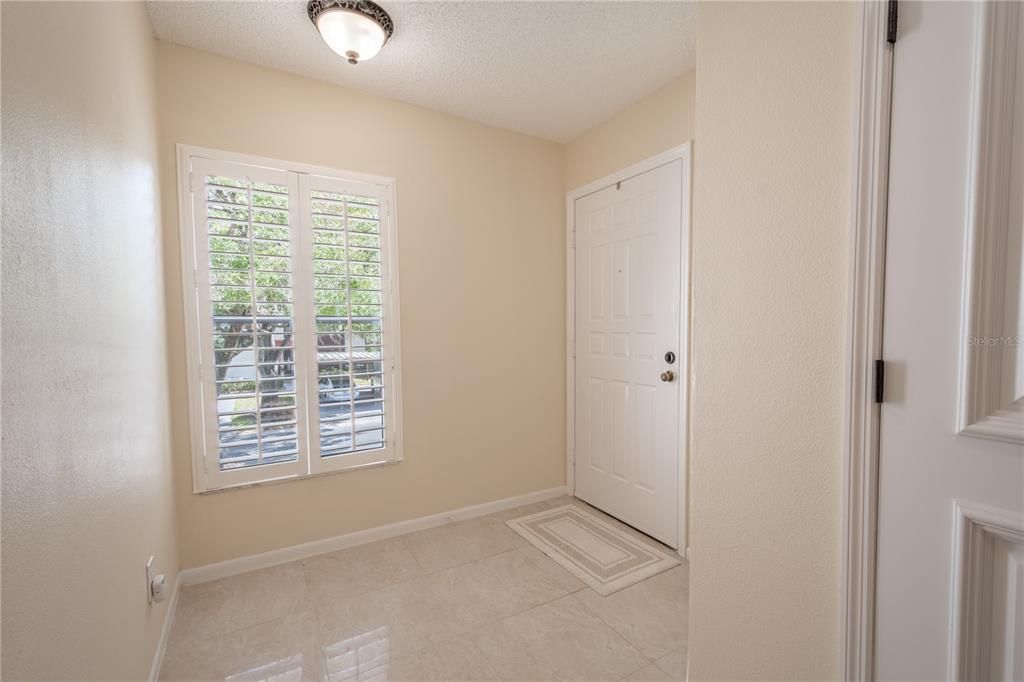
top-left (565, 142), bottom-right (692, 557)
top-left (842, 3), bottom-right (894, 680)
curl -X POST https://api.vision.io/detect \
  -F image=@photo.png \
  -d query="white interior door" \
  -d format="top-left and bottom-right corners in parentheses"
top-left (573, 158), bottom-right (685, 548)
top-left (876, 2), bottom-right (1024, 679)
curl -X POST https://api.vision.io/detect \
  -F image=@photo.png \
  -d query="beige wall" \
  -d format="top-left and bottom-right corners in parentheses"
top-left (0, 3), bottom-right (862, 676)
top-left (564, 71), bottom-right (696, 190)
top-left (688, 3), bottom-right (856, 679)
top-left (155, 43), bottom-right (566, 568)
top-left (0, 3), bottom-right (179, 679)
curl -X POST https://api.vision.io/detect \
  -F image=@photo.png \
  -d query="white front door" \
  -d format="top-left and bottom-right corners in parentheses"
top-left (573, 158), bottom-right (686, 548)
top-left (876, 2), bottom-right (1024, 678)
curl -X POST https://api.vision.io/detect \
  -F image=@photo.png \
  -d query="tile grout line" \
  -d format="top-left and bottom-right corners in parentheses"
top-left (302, 544), bottom-right (571, 669)
top-left (342, 548), bottom-right (577, 666)
top-left (570, 591), bottom-right (657, 668)
top-left (299, 505), bottom-right (559, 593)
top-left (391, 593), bottom-right (580, 679)
top-left (166, 501), bottom-right (593, 666)
top-left (170, 562), bottom-right (316, 654)
top-left (302, 541), bottom-right (523, 607)
top-left (293, 566), bottom-right (333, 682)
top-left (516, 545), bottom-right (588, 594)
top-left (434, 590), bottom-right (656, 682)
top-left (177, 517), bottom-right (566, 648)
top-left (166, 496), bottom-right (684, 681)
top-left (165, 511), bottom-right (544, 670)
top-left (411, 548), bottom-right (575, 651)
top-left (653, 643), bottom-right (689, 680)
top-left (575, 570), bottom-right (689, 664)
top-left (164, 607), bottom-right (310, 658)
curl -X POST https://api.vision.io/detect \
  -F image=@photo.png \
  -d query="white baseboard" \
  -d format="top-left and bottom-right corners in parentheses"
top-left (179, 486), bottom-right (568, 586)
top-left (148, 573), bottom-right (182, 682)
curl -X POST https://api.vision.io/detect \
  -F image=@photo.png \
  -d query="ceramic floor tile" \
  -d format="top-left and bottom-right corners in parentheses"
top-left (456, 549), bottom-right (569, 619)
top-left (622, 663), bottom-right (672, 681)
top-left (430, 636), bottom-right (503, 681)
top-left (516, 545), bottom-right (587, 593)
top-left (170, 562), bottom-right (309, 646)
top-left (655, 644), bottom-right (688, 680)
top-left (314, 549), bottom-right (562, 664)
top-left (465, 594), bottom-right (650, 681)
top-left (326, 637), bottom-right (501, 682)
top-left (160, 612), bottom-right (326, 681)
top-left (396, 516), bottom-right (526, 572)
top-left (303, 536), bottom-right (427, 602)
top-left (163, 498), bottom-right (691, 682)
top-left (314, 573), bottom-right (460, 665)
top-left (321, 622), bottom-right (395, 682)
top-left (575, 565), bottom-right (688, 660)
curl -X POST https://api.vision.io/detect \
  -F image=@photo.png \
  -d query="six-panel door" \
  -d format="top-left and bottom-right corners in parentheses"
top-left (574, 159), bottom-right (684, 547)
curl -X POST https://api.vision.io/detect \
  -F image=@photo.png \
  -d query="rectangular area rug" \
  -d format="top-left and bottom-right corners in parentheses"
top-left (506, 504), bottom-right (680, 596)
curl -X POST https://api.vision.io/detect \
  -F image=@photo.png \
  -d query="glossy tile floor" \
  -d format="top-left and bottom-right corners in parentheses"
top-left (161, 496), bottom-right (689, 681)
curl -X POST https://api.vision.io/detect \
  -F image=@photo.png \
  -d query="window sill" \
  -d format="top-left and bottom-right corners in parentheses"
top-left (195, 456), bottom-right (402, 495)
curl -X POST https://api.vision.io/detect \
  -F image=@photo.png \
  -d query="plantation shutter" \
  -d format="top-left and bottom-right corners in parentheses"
top-left (181, 150), bottom-right (403, 491)
top-left (189, 158), bottom-right (310, 488)
top-left (298, 174), bottom-right (400, 473)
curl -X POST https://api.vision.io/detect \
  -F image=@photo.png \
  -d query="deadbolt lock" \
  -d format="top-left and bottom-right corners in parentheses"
top-left (664, 351), bottom-right (676, 364)
top-left (660, 370), bottom-right (675, 383)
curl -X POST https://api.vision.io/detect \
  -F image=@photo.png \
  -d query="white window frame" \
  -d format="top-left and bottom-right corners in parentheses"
top-left (176, 144), bottom-right (404, 493)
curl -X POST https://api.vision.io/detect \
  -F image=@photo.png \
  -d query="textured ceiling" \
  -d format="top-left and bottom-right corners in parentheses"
top-left (146, 1), bottom-right (696, 142)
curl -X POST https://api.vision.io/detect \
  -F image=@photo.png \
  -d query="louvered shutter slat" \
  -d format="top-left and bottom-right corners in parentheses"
top-left (198, 169), bottom-right (302, 473)
top-left (308, 189), bottom-right (387, 458)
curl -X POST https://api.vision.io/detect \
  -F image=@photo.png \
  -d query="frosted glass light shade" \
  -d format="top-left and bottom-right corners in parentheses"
top-left (316, 8), bottom-right (386, 64)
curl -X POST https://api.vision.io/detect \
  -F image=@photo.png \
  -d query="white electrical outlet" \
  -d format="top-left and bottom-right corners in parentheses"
top-left (145, 556), bottom-right (166, 604)
top-left (145, 556), bottom-right (168, 604)
top-left (151, 573), bottom-right (167, 603)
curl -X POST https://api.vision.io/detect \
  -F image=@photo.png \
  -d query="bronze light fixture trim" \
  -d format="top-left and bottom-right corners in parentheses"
top-left (307, 0), bottom-right (395, 65)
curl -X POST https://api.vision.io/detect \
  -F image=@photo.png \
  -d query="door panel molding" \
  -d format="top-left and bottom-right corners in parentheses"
top-left (957, 2), bottom-right (1024, 445)
top-left (855, 2), bottom-right (1024, 678)
top-left (842, 4), bottom-right (894, 680)
top-left (950, 500), bottom-right (1024, 680)
top-left (565, 143), bottom-right (692, 556)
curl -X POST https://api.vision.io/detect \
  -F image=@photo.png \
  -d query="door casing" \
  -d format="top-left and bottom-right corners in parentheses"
top-left (565, 143), bottom-right (692, 557)
top-left (842, 4), bottom-right (893, 679)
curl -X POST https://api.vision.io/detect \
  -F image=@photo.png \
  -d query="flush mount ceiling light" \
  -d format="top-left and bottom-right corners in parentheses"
top-left (307, 0), bottom-right (394, 65)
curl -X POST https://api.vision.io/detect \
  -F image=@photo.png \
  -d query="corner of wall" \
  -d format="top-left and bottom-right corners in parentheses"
top-left (562, 69), bottom-right (696, 191)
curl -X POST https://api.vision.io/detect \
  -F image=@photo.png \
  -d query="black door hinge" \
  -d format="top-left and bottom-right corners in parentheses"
top-left (874, 359), bottom-right (886, 404)
top-left (886, 0), bottom-right (898, 44)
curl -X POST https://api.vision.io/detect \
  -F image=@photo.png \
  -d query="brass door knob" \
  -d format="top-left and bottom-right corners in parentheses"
top-left (660, 370), bottom-right (675, 383)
